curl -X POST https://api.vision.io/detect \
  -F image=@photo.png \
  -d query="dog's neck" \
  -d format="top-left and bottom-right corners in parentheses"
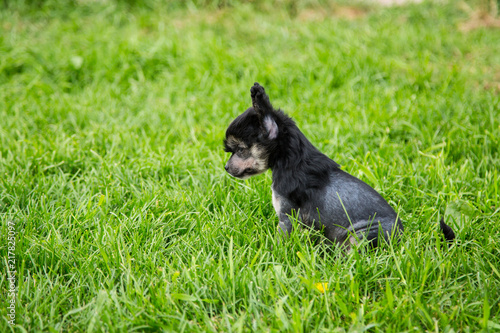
top-left (269, 123), bottom-right (340, 205)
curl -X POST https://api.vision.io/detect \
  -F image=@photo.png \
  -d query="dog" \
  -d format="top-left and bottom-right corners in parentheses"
top-left (224, 82), bottom-right (455, 249)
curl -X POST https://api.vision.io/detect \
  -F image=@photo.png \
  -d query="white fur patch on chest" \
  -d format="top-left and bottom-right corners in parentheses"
top-left (271, 188), bottom-right (281, 215)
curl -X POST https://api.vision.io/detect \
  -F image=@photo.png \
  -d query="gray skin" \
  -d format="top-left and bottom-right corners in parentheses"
top-left (273, 170), bottom-right (404, 248)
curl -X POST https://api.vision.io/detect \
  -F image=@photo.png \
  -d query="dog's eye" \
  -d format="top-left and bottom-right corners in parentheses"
top-left (223, 143), bottom-right (233, 153)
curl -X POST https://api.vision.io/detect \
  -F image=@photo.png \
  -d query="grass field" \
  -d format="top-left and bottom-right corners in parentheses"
top-left (1, 0), bottom-right (500, 331)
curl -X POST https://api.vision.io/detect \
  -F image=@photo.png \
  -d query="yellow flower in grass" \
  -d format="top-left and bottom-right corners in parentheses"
top-left (314, 282), bottom-right (329, 293)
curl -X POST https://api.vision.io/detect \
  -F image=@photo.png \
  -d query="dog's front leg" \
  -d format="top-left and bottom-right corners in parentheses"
top-left (273, 189), bottom-right (294, 244)
top-left (274, 215), bottom-right (293, 249)
top-left (273, 189), bottom-right (291, 238)
top-left (278, 215), bottom-right (293, 238)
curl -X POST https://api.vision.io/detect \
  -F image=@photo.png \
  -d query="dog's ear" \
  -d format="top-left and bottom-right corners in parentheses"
top-left (263, 115), bottom-right (278, 140)
top-left (251, 83), bottom-right (278, 140)
top-left (251, 82), bottom-right (273, 116)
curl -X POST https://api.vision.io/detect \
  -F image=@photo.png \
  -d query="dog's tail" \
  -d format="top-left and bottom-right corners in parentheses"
top-left (439, 218), bottom-right (455, 242)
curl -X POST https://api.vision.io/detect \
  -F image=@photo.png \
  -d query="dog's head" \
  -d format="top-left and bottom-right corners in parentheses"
top-left (224, 83), bottom-right (279, 179)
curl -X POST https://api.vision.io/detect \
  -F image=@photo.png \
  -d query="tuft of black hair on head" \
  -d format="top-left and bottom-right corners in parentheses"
top-left (440, 218), bottom-right (455, 242)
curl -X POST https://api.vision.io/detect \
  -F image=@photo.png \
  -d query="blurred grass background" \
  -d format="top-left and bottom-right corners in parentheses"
top-left (1, 0), bottom-right (499, 331)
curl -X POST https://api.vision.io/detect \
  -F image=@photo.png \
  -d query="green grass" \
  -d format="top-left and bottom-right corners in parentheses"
top-left (1, 0), bottom-right (500, 331)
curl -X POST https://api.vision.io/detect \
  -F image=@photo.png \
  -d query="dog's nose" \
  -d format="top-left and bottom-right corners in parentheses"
top-left (224, 164), bottom-right (229, 171)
